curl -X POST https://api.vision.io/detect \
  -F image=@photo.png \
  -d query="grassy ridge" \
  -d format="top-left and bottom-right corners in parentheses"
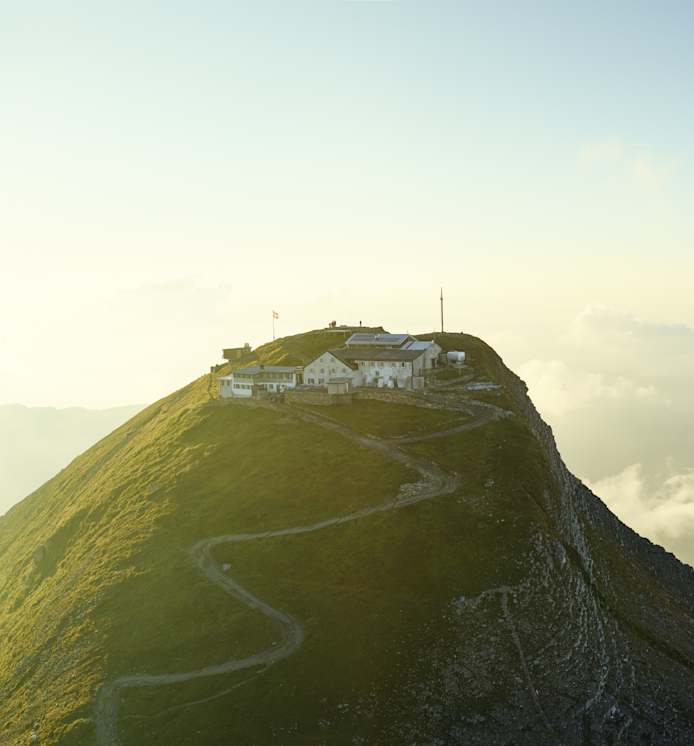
top-left (0, 330), bottom-right (547, 744)
top-left (116, 410), bottom-right (547, 744)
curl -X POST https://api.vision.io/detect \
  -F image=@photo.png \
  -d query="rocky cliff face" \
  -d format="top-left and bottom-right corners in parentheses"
top-left (410, 346), bottom-right (694, 745)
top-left (1, 330), bottom-right (693, 745)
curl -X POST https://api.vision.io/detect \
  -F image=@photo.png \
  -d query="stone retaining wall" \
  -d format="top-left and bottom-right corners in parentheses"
top-left (285, 389), bottom-right (353, 407)
top-left (354, 388), bottom-right (419, 405)
top-left (353, 388), bottom-right (448, 410)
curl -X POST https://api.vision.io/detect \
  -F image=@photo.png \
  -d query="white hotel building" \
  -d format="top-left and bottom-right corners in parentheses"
top-left (303, 333), bottom-right (442, 392)
top-left (219, 333), bottom-right (442, 398)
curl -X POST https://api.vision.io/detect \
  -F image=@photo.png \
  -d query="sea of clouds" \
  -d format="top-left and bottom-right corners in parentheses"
top-left (516, 305), bottom-right (694, 566)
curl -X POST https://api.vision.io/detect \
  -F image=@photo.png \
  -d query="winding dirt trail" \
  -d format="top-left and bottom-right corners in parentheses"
top-left (94, 397), bottom-right (500, 745)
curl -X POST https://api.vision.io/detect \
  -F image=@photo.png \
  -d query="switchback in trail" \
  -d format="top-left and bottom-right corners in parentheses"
top-left (94, 397), bottom-right (502, 746)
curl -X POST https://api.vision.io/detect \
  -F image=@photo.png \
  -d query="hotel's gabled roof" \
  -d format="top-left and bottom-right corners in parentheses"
top-left (332, 346), bottom-right (426, 363)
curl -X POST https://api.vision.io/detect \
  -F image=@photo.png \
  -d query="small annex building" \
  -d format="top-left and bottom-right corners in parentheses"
top-left (219, 364), bottom-right (299, 399)
top-left (402, 339), bottom-right (442, 369)
top-left (222, 343), bottom-right (252, 362)
top-left (327, 378), bottom-right (352, 395)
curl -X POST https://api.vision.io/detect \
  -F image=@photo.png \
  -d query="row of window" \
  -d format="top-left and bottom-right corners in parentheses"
top-left (220, 380), bottom-right (253, 390)
top-left (222, 380), bottom-right (287, 392)
top-left (234, 372), bottom-right (294, 381)
top-left (308, 362), bottom-right (410, 375)
top-left (358, 361), bottom-right (409, 368)
top-left (311, 366), bottom-right (349, 375)
top-left (257, 372), bottom-right (294, 381)
top-left (307, 375), bottom-right (411, 386)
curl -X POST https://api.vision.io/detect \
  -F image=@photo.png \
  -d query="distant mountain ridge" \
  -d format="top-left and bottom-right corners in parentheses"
top-left (0, 404), bottom-right (142, 515)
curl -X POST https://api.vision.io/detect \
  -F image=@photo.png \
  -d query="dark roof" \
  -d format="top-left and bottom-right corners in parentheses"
top-left (403, 340), bottom-right (437, 351)
top-left (235, 365), bottom-right (297, 375)
top-left (332, 346), bottom-right (425, 363)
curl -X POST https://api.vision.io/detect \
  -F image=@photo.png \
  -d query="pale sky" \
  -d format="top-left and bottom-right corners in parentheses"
top-left (0, 2), bottom-right (694, 406)
top-left (2, 1), bottom-right (693, 409)
top-left (2, 1), bottom-right (694, 559)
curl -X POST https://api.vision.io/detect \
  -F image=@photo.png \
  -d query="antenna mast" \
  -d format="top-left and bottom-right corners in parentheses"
top-left (440, 287), bottom-right (444, 333)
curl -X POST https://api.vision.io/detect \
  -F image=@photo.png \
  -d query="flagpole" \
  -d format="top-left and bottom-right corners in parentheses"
top-left (272, 311), bottom-right (275, 341)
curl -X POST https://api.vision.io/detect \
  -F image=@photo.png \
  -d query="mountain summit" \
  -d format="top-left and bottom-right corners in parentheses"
top-left (1, 329), bottom-right (694, 745)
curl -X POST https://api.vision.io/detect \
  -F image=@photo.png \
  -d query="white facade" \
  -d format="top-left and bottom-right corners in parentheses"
top-left (303, 352), bottom-right (362, 387)
top-left (355, 358), bottom-right (420, 388)
top-left (304, 346), bottom-right (432, 391)
top-left (218, 375), bottom-right (238, 398)
top-left (219, 366), bottom-right (298, 398)
top-left (404, 340), bottom-right (442, 369)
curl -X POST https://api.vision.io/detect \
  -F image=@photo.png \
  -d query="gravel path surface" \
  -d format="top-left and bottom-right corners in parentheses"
top-left (94, 396), bottom-right (501, 745)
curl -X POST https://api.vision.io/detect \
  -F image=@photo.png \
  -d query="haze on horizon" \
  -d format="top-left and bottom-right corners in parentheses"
top-left (2, 2), bottom-right (694, 562)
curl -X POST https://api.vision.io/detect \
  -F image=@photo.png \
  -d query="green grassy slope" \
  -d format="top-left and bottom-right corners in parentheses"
top-left (2, 329), bottom-right (693, 745)
top-left (0, 377), bottom-right (418, 743)
top-left (0, 330), bottom-right (509, 744)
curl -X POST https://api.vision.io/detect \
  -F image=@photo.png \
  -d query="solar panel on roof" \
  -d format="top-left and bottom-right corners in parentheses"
top-left (346, 332), bottom-right (411, 346)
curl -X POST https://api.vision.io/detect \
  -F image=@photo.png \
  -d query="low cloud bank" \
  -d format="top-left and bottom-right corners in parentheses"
top-left (517, 358), bottom-right (656, 418)
top-left (516, 306), bottom-right (694, 568)
top-left (587, 465), bottom-right (694, 566)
